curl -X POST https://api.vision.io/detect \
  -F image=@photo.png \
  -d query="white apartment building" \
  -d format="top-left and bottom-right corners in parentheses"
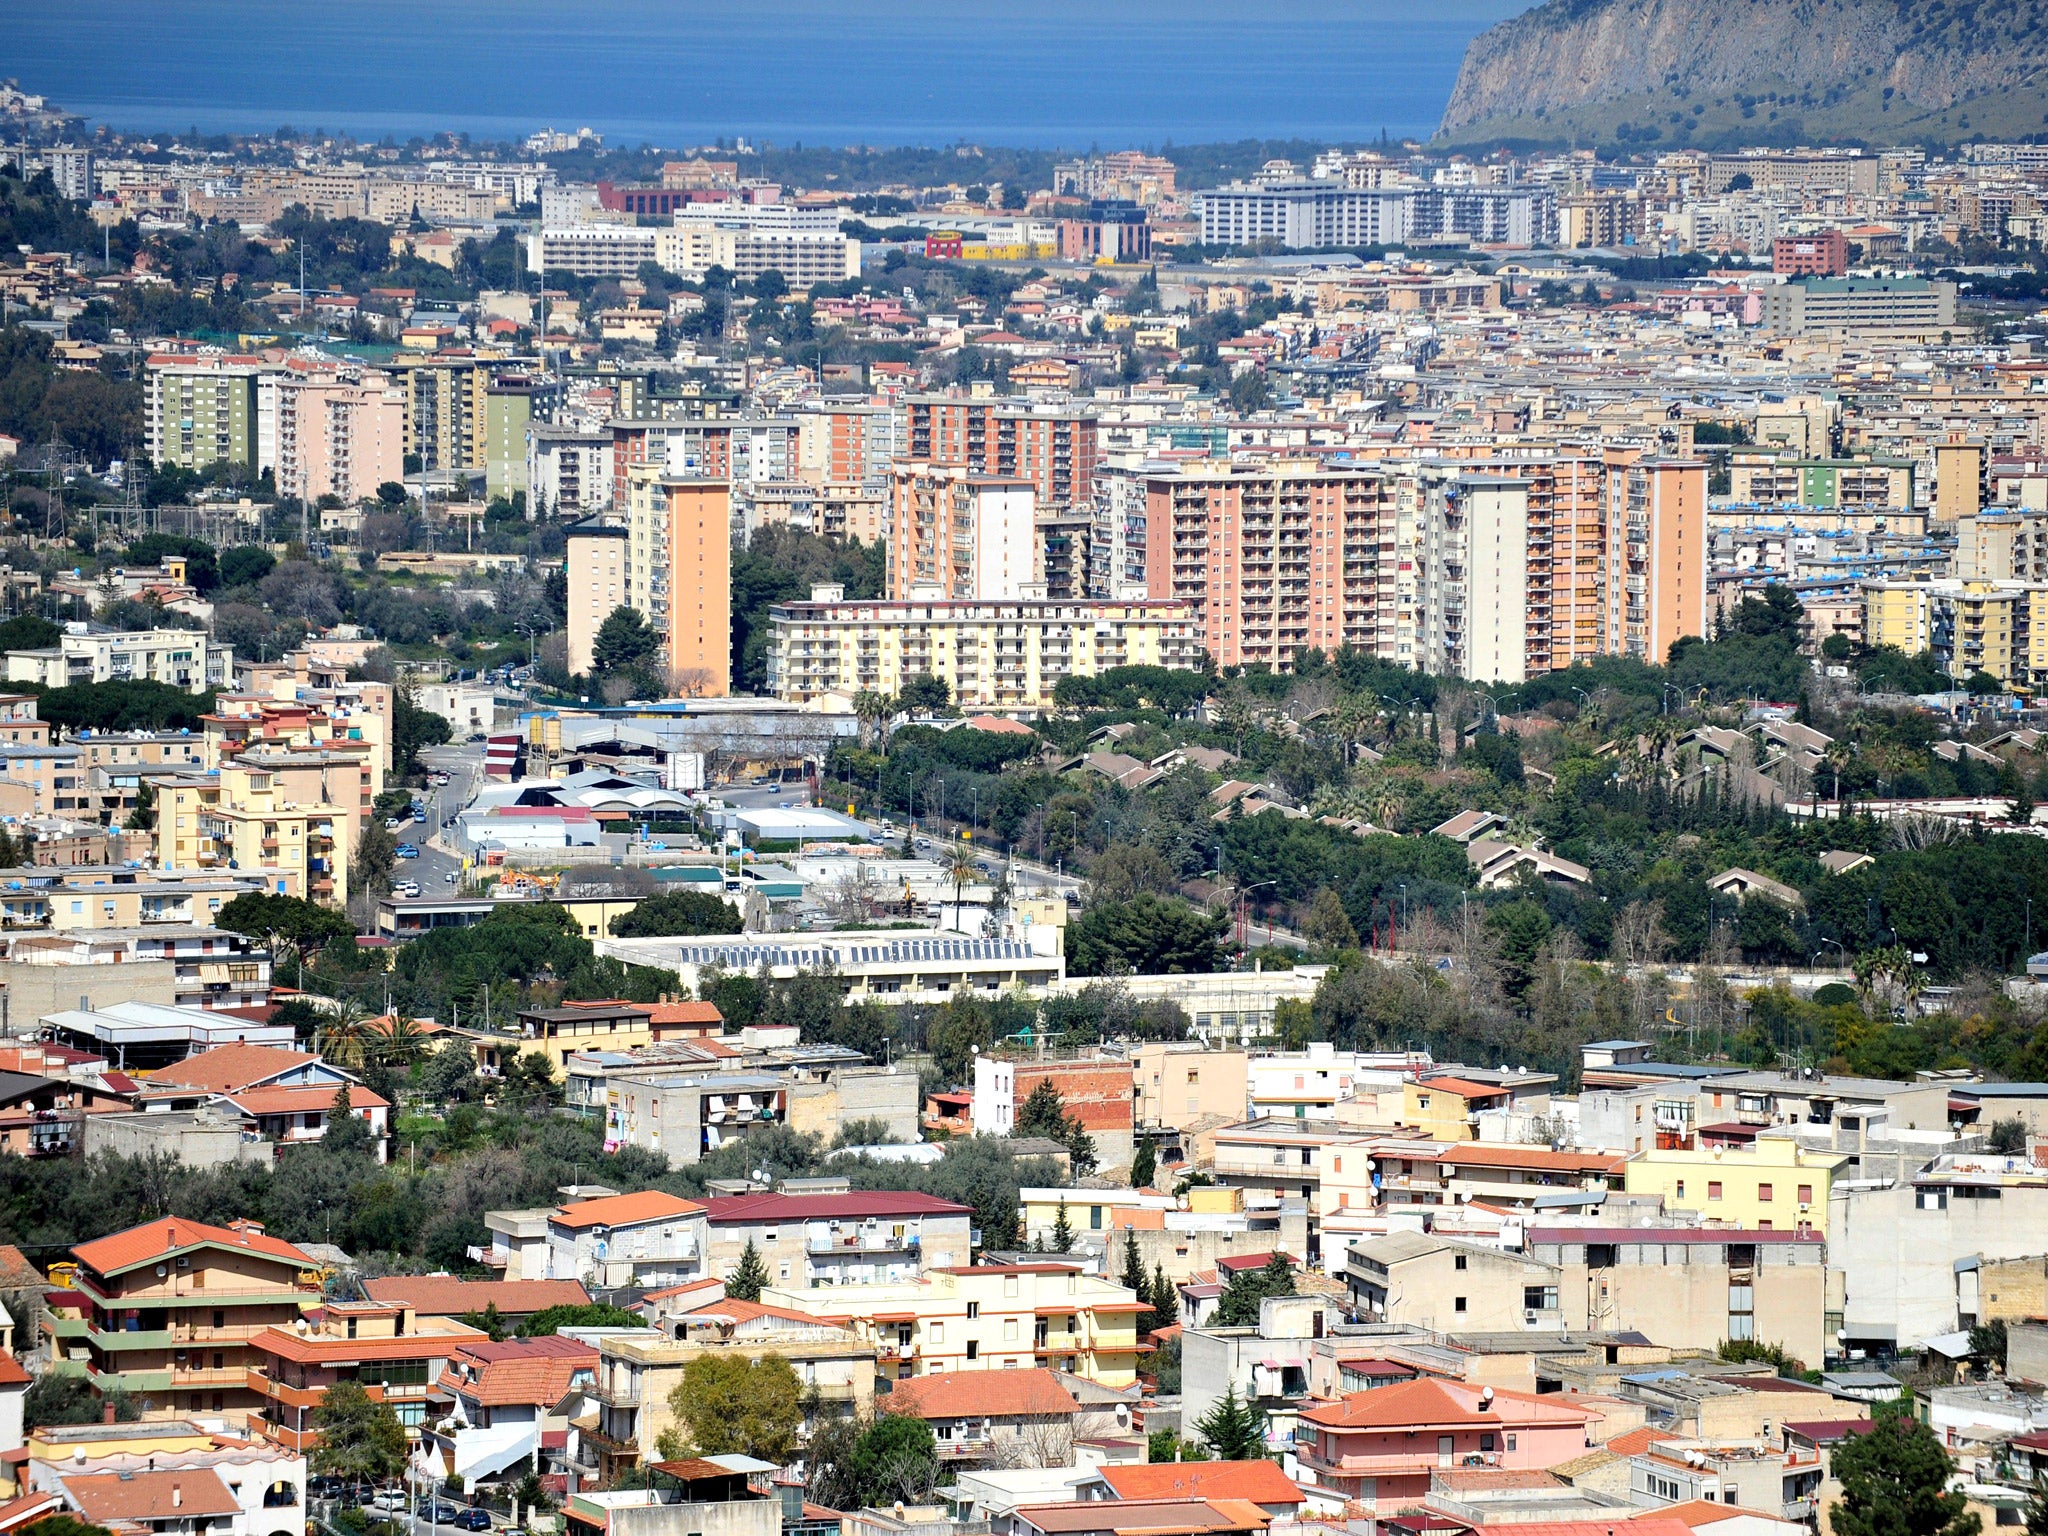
top-left (544, 1190), bottom-right (710, 1290)
top-left (4, 628), bottom-right (232, 692)
top-left (564, 522), bottom-right (628, 677)
top-left (597, 928), bottom-right (1067, 1005)
top-left (1417, 474), bottom-right (1536, 684)
top-left (765, 590), bottom-right (1203, 711)
top-left (529, 426), bottom-right (615, 514)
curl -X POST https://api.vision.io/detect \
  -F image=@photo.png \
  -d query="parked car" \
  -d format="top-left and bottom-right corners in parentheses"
top-left (368, 1490), bottom-right (409, 1514)
top-left (308, 1478), bottom-right (346, 1501)
top-left (420, 1503), bottom-right (464, 1524)
top-left (394, 844), bottom-right (419, 859)
top-left (384, 817), bottom-right (406, 831)
top-left (453, 1511), bottom-right (493, 1531)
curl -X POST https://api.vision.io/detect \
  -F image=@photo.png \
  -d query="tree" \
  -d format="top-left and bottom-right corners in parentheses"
top-left (846, 1414), bottom-right (940, 1505)
top-left (310, 1380), bottom-right (408, 1483)
top-left (1970, 1318), bottom-right (2009, 1373)
top-left (895, 673), bottom-right (951, 714)
top-left (457, 1303), bottom-right (509, 1342)
top-left (1990, 1118), bottom-right (2030, 1154)
top-left (1015, 1079), bottom-right (1098, 1175)
top-left (726, 1238), bottom-right (769, 1301)
top-left (1301, 887), bottom-right (1359, 950)
top-left (1066, 895), bottom-right (1228, 978)
top-left (219, 545), bottom-right (276, 588)
top-left (26, 1373), bottom-right (134, 1428)
top-left (1214, 1253), bottom-right (1296, 1328)
top-left (1151, 1264), bottom-right (1178, 1327)
top-left (216, 892), bottom-right (355, 974)
top-left (660, 1352), bottom-right (802, 1464)
top-left (322, 1085), bottom-right (373, 1156)
top-left (609, 890), bottom-right (745, 938)
top-left (1131, 1136), bottom-right (1157, 1190)
top-left (592, 606), bottom-right (659, 674)
top-left (1828, 1409), bottom-right (1978, 1536)
top-left (516, 1303), bottom-right (645, 1337)
top-left (1050, 1198), bottom-right (1075, 1253)
top-left (1194, 1384), bottom-right (1269, 1460)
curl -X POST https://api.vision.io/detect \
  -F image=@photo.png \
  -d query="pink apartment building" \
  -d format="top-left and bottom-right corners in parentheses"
top-left (274, 368), bottom-right (404, 504)
top-left (1295, 1378), bottom-right (1598, 1507)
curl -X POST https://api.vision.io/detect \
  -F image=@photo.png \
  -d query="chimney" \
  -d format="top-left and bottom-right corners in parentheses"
top-left (102, 1402), bottom-right (116, 1424)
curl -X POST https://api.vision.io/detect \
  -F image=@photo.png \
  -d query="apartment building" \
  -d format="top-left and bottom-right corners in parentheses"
top-left (1622, 1137), bottom-right (1848, 1236)
top-left (1142, 459), bottom-right (1393, 671)
top-left (1861, 578), bottom-right (2048, 690)
top-left (763, 1263), bottom-right (1146, 1387)
top-left (1194, 181), bottom-right (1550, 249)
top-left (530, 426), bottom-right (615, 515)
top-left (622, 466), bottom-right (732, 695)
top-left (4, 629), bottom-right (232, 692)
top-left (1762, 278), bottom-right (1960, 339)
top-left (667, 223), bottom-right (860, 284)
top-left (247, 1301), bottom-right (484, 1451)
top-left (143, 355), bottom-right (265, 473)
top-left (156, 762), bottom-right (351, 906)
top-left (586, 1313), bottom-right (877, 1480)
top-left (565, 522), bottom-right (628, 676)
top-left (269, 367), bottom-right (404, 505)
top-left (1615, 458), bottom-right (1710, 662)
top-left (887, 464), bottom-right (1037, 599)
top-left (905, 399), bottom-right (1100, 508)
top-left (972, 1057), bottom-right (1137, 1172)
top-left (1345, 1233), bottom-right (1569, 1332)
top-left (386, 357), bottom-right (491, 473)
top-left (700, 1191), bottom-right (975, 1289)
top-left (608, 418), bottom-right (734, 506)
top-left (45, 1216), bottom-right (321, 1422)
top-left (793, 402), bottom-right (902, 486)
top-left (764, 589), bottom-right (1201, 711)
top-left (23, 1420), bottom-right (306, 1536)
top-left (1131, 1044), bottom-right (1248, 1132)
top-left (1728, 454), bottom-right (1916, 511)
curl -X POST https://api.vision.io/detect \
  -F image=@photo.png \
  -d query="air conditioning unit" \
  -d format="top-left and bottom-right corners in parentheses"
top-left (1525, 1310), bottom-right (1538, 1324)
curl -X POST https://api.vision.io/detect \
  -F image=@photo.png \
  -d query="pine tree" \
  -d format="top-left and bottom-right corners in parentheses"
top-left (1215, 1253), bottom-right (1296, 1327)
top-left (1121, 1227), bottom-right (1148, 1296)
top-left (1151, 1264), bottom-right (1179, 1328)
top-left (1194, 1384), bottom-right (1269, 1461)
top-left (1131, 1135), bottom-right (1157, 1189)
top-left (726, 1238), bottom-right (769, 1302)
top-left (1828, 1407), bottom-right (1978, 1536)
top-left (1051, 1198), bottom-right (1075, 1253)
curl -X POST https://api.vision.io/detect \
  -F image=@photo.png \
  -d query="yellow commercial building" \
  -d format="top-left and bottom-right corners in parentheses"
top-left (1860, 578), bottom-right (2048, 691)
top-left (764, 590), bottom-right (1202, 711)
top-left (762, 1263), bottom-right (1145, 1387)
top-left (1622, 1137), bottom-right (1849, 1236)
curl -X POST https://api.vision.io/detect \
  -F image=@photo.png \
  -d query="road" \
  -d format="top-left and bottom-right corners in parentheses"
top-left (397, 744), bottom-right (484, 893)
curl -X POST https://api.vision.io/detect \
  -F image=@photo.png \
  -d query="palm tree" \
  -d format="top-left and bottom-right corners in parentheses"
top-left (318, 998), bottom-right (372, 1072)
top-left (375, 1014), bottom-right (427, 1070)
top-left (945, 840), bottom-right (977, 926)
top-left (852, 689), bottom-right (894, 751)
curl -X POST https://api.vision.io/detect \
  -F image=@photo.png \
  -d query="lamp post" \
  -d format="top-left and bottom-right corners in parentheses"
top-left (1238, 879), bottom-right (1277, 954)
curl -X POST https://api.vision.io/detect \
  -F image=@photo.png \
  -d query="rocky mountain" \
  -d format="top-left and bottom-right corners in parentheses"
top-left (1438, 0), bottom-right (2048, 149)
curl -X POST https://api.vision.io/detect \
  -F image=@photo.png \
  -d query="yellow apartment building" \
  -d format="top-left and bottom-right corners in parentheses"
top-left (762, 1263), bottom-right (1145, 1387)
top-left (156, 762), bottom-right (351, 907)
top-left (1860, 578), bottom-right (2048, 691)
top-left (1622, 1137), bottom-right (1850, 1235)
top-left (44, 1215), bottom-right (323, 1422)
top-left (765, 590), bottom-right (1202, 711)
top-left (564, 522), bottom-right (629, 677)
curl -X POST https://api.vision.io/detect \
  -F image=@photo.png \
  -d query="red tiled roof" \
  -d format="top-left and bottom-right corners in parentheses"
top-left (886, 1367), bottom-right (1079, 1420)
top-left (223, 1085), bottom-right (391, 1115)
top-left (362, 1277), bottom-right (591, 1317)
top-left (1099, 1462), bottom-right (1303, 1506)
top-left (1602, 1426), bottom-right (1680, 1456)
top-left (74, 1216), bottom-right (313, 1277)
top-left (1417, 1077), bottom-right (1510, 1100)
top-left (66, 1470), bottom-right (240, 1523)
top-left (1299, 1378), bottom-right (1595, 1431)
top-left (146, 1044), bottom-right (321, 1093)
top-left (678, 1296), bottom-right (835, 1327)
top-left (0, 1491), bottom-right (63, 1532)
top-left (549, 1190), bottom-right (702, 1230)
top-left (648, 1001), bottom-right (723, 1026)
top-left (701, 1192), bottom-right (973, 1224)
top-left (0, 1355), bottom-right (27, 1386)
top-left (445, 1334), bottom-right (597, 1407)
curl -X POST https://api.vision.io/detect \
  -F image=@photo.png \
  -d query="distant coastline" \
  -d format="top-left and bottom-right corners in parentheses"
top-left (1, 0), bottom-right (1527, 149)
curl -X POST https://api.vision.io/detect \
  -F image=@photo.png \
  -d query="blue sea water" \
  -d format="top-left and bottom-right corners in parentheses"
top-left (1, 0), bottom-right (1527, 148)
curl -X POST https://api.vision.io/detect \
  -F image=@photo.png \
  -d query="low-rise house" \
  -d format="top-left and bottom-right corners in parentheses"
top-left (246, 1300), bottom-right (485, 1453)
top-left (25, 1419), bottom-right (305, 1536)
top-left (1704, 869), bottom-right (1804, 908)
top-left (545, 1190), bottom-right (709, 1289)
top-left (1345, 1235), bottom-right (1566, 1333)
top-left (361, 1276), bottom-right (591, 1328)
top-left (700, 1191), bottom-right (974, 1290)
top-left (136, 1044), bottom-right (389, 1161)
top-left (886, 1367), bottom-right (1081, 1466)
top-left (428, 1334), bottom-right (598, 1488)
top-left (1293, 1378), bottom-right (1599, 1509)
top-left (562, 1458), bottom-right (781, 1536)
top-left (1082, 1462), bottom-right (1306, 1519)
top-left (1009, 1500), bottom-right (1270, 1536)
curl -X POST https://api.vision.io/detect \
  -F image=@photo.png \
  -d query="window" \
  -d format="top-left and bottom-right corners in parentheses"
top-left (929, 1323), bottom-right (943, 1343)
top-left (1758, 1183), bottom-right (1774, 1202)
top-left (1454, 1296), bottom-right (1467, 1312)
top-left (1004, 1318), bottom-right (1018, 1342)
top-left (1506, 1434), bottom-right (1518, 1451)
top-left (966, 1302), bottom-right (980, 1319)
top-left (965, 1340), bottom-right (979, 1360)
top-left (1523, 1286), bottom-right (1558, 1311)
top-left (1480, 1434), bottom-right (1496, 1452)
top-left (1004, 1276), bottom-right (1019, 1298)
top-left (1708, 1181), bottom-right (1723, 1200)
top-left (1798, 1185), bottom-right (1813, 1204)
top-left (1454, 1254), bottom-right (1467, 1271)
top-left (1676, 1180), bottom-right (1686, 1198)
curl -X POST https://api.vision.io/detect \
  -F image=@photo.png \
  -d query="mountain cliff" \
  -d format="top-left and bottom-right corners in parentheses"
top-left (1438, 0), bottom-right (2048, 149)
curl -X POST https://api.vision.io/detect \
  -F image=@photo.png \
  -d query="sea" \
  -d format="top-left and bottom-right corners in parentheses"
top-left (2, 0), bottom-right (1527, 149)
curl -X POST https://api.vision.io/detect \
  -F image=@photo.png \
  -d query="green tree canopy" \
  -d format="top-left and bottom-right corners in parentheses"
top-left (516, 1302), bottom-right (646, 1337)
top-left (592, 606), bottom-right (659, 674)
top-left (1214, 1253), bottom-right (1297, 1328)
top-left (660, 1352), bottom-right (802, 1464)
top-left (309, 1380), bottom-right (408, 1483)
top-left (609, 890), bottom-right (745, 938)
top-left (1194, 1384), bottom-right (1269, 1460)
top-left (1066, 895), bottom-right (1227, 978)
top-left (1828, 1408), bottom-right (1977, 1536)
top-left (726, 1238), bottom-right (769, 1301)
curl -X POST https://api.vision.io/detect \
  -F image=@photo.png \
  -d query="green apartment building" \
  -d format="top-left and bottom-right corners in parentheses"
top-left (144, 355), bottom-right (266, 473)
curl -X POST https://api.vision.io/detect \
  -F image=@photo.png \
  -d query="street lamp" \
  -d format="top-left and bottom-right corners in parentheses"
top-left (1238, 879), bottom-right (1278, 953)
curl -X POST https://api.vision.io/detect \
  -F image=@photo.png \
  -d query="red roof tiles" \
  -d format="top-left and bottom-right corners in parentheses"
top-left (886, 1367), bottom-right (1080, 1420)
top-left (362, 1277), bottom-right (591, 1317)
top-left (549, 1191), bottom-right (702, 1230)
top-left (1098, 1462), bottom-right (1304, 1507)
top-left (73, 1216), bottom-right (313, 1277)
